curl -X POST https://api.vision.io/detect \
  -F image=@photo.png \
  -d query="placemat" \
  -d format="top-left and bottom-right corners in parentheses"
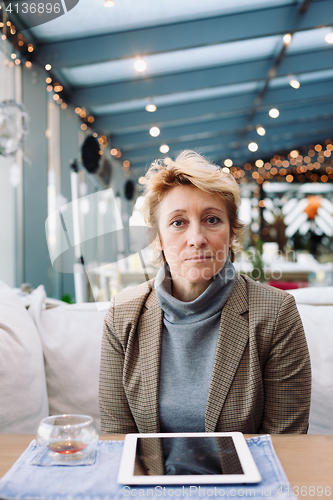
top-left (0, 435), bottom-right (296, 500)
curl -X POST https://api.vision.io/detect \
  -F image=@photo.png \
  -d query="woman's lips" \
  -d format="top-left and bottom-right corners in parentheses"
top-left (186, 256), bottom-right (213, 261)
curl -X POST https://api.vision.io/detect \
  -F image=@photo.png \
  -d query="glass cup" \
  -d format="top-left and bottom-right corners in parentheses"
top-left (36, 414), bottom-right (99, 460)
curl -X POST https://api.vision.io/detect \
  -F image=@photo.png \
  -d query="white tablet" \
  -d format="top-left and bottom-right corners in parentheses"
top-left (117, 432), bottom-right (261, 485)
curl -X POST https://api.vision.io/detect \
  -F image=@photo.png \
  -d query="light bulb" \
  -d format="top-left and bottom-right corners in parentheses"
top-left (269, 108), bottom-right (279, 118)
top-left (289, 79), bottom-right (300, 89)
top-left (149, 127), bottom-right (160, 137)
top-left (145, 104), bottom-right (156, 112)
top-left (325, 32), bottom-right (333, 44)
top-left (134, 59), bottom-right (147, 72)
top-left (248, 142), bottom-right (258, 152)
top-left (256, 126), bottom-right (266, 136)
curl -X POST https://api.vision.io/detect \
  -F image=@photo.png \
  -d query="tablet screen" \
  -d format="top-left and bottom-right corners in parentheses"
top-left (118, 432), bottom-right (261, 485)
top-left (135, 436), bottom-right (243, 476)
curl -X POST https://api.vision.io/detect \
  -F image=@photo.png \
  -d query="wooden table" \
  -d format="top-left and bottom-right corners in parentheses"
top-left (0, 434), bottom-right (332, 499)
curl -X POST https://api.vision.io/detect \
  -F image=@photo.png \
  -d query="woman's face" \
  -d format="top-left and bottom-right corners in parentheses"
top-left (157, 185), bottom-right (233, 291)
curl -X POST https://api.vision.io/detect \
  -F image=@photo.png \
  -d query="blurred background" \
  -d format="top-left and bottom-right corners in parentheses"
top-left (1, 0), bottom-right (333, 304)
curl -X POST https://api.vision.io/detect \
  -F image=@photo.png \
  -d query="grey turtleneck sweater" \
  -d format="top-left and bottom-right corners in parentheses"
top-left (154, 257), bottom-right (236, 434)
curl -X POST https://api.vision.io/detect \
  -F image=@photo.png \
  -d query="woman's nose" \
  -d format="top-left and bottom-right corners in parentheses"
top-left (188, 223), bottom-right (207, 247)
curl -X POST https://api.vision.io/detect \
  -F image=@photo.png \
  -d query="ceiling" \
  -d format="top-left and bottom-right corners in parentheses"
top-left (10, 0), bottom-right (333, 180)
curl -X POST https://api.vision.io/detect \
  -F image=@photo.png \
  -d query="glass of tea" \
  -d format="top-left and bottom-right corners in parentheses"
top-left (36, 414), bottom-right (98, 460)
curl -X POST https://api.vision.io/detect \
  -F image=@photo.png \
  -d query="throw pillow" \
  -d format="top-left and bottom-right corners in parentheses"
top-left (0, 280), bottom-right (48, 433)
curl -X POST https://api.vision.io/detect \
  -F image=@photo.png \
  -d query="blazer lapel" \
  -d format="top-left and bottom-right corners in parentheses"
top-left (137, 288), bottom-right (163, 433)
top-left (205, 275), bottom-right (249, 432)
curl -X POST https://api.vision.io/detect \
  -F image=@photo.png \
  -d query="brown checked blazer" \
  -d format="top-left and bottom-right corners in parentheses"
top-left (99, 273), bottom-right (311, 435)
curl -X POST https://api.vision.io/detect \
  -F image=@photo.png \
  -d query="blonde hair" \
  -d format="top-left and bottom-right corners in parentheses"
top-left (141, 150), bottom-right (243, 265)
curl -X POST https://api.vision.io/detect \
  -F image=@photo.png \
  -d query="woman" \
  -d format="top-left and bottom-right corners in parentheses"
top-left (99, 150), bottom-right (311, 436)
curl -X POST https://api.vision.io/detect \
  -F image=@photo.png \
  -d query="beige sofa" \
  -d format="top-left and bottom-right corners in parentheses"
top-left (1, 280), bottom-right (332, 434)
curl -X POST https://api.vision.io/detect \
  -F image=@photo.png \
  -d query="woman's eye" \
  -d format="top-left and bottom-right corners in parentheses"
top-left (206, 216), bottom-right (220, 224)
top-left (172, 219), bottom-right (184, 227)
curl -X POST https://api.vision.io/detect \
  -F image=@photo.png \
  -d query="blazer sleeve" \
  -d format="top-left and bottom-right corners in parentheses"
top-left (99, 297), bottom-right (138, 434)
top-left (261, 293), bottom-right (311, 434)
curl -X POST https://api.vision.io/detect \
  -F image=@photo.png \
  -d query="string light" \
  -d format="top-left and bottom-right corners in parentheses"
top-left (256, 125), bottom-right (266, 136)
top-left (3, 14), bottom-right (330, 188)
top-left (283, 33), bottom-right (292, 45)
top-left (0, 17), bottom-right (74, 121)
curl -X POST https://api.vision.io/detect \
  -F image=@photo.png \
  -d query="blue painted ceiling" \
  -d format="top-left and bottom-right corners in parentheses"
top-left (13, 0), bottom-right (333, 179)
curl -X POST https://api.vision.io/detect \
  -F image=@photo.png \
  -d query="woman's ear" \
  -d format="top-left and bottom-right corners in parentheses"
top-left (155, 235), bottom-right (162, 252)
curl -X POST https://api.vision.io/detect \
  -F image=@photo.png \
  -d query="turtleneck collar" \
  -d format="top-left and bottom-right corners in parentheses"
top-left (154, 257), bottom-right (236, 324)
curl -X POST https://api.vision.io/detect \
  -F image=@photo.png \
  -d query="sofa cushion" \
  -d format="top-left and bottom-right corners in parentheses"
top-left (296, 303), bottom-right (333, 434)
top-left (0, 280), bottom-right (48, 433)
top-left (289, 286), bottom-right (333, 305)
top-left (28, 286), bottom-right (106, 431)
